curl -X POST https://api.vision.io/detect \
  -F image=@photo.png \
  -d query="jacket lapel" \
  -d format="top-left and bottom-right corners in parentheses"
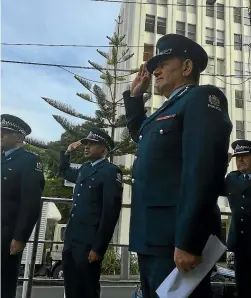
top-left (139, 85), bottom-right (195, 134)
top-left (236, 173), bottom-right (251, 192)
top-left (1, 147), bottom-right (24, 164)
top-left (77, 159), bottom-right (108, 182)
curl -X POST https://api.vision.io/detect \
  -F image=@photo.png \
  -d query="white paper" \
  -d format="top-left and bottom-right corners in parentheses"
top-left (156, 235), bottom-right (227, 298)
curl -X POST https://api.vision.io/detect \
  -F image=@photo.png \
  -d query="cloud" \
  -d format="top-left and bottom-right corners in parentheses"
top-left (1, 0), bottom-right (121, 142)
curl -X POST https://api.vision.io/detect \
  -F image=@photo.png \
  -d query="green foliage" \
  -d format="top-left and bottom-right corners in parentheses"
top-left (35, 16), bottom-right (142, 183)
top-left (130, 254), bottom-right (139, 275)
top-left (101, 247), bottom-right (120, 275)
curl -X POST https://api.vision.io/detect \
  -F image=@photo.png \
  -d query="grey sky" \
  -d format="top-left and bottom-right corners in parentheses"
top-left (1, 0), bottom-right (121, 142)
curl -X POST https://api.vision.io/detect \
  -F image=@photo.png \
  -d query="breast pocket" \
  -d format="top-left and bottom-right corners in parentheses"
top-left (149, 118), bottom-right (181, 159)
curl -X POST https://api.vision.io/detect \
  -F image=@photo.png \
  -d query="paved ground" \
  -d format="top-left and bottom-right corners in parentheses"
top-left (17, 285), bottom-right (138, 298)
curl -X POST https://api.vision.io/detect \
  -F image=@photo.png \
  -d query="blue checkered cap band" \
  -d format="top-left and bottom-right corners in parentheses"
top-left (1, 119), bottom-right (27, 136)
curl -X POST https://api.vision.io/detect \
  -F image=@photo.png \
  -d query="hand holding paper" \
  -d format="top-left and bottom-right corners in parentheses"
top-left (156, 235), bottom-right (227, 298)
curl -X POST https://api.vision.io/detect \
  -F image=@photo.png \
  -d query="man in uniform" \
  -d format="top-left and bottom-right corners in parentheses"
top-left (123, 34), bottom-right (232, 297)
top-left (60, 128), bottom-right (123, 298)
top-left (226, 140), bottom-right (251, 298)
top-left (1, 114), bottom-right (45, 298)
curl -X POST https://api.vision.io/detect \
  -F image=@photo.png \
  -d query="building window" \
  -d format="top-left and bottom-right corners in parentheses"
top-left (244, 8), bottom-right (251, 26)
top-left (235, 61), bottom-right (243, 77)
top-left (234, 34), bottom-right (242, 51)
top-left (235, 90), bottom-right (244, 109)
top-left (176, 21), bottom-right (185, 36)
top-left (217, 3), bottom-right (224, 20)
top-left (205, 57), bottom-right (215, 74)
top-left (233, 7), bottom-right (242, 23)
top-left (187, 24), bottom-right (196, 41)
top-left (206, 28), bottom-right (214, 45)
top-left (236, 121), bottom-right (245, 139)
top-left (247, 122), bottom-right (251, 139)
top-left (145, 14), bottom-right (155, 33)
top-left (177, 0), bottom-right (186, 12)
top-left (206, 3), bottom-right (214, 17)
top-left (217, 59), bottom-right (225, 75)
top-left (244, 35), bottom-right (251, 51)
top-left (143, 44), bottom-right (154, 61)
top-left (188, 0), bottom-right (196, 14)
top-left (157, 17), bottom-right (166, 35)
top-left (217, 30), bottom-right (224, 47)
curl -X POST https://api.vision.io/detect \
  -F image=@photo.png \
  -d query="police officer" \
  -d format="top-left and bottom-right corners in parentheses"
top-left (226, 140), bottom-right (251, 298)
top-left (123, 34), bottom-right (232, 298)
top-left (1, 114), bottom-right (45, 298)
top-left (60, 128), bottom-right (123, 298)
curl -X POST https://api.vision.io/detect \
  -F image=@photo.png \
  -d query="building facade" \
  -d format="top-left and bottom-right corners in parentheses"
top-left (109, 0), bottom-right (251, 245)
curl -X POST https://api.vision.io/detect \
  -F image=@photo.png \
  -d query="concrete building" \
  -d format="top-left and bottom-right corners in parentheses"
top-left (108, 0), bottom-right (251, 246)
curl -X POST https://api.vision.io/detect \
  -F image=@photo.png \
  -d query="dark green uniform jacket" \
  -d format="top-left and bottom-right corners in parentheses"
top-left (124, 85), bottom-right (232, 257)
top-left (60, 152), bottom-right (123, 258)
top-left (1, 147), bottom-right (45, 246)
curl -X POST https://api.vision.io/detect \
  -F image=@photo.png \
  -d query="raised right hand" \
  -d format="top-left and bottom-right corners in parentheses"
top-left (66, 140), bottom-right (82, 153)
top-left (130, 63), bottom-right (151, 97)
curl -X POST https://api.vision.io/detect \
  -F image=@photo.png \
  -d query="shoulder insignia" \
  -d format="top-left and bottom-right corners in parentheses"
top-left (35, 162), bottom-right (43, 171)
top-left (208, 94), bottom-right (221, 111)
top-left (116, 172), bottom-right (122, 183)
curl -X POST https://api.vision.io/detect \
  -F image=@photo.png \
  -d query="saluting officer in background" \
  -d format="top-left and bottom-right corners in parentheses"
top-left (123, 34), bottom-right (232, 298)
top-left (60, 128), bottom-right (123, 298)
top-left (1, 114), bottom-right (45, 298)
top-left (226, 140), bottom-right (251, 298)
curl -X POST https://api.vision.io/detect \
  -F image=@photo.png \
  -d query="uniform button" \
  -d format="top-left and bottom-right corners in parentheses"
top-left (132, 178), bottom-right (135, 183)
top-left (89, 185), bottom-right (92, 188)
top-left (241, 231), bottom-right (244, 234)
top-left (71, 214), bottom-right (74, 217)
top-left (77, 194), bottom-right (80, 197)
top-left (241, 218), bottom-right (244, 222)
top-left (80, 184), bottom-right (83, 187)
top-left (242, 195), bottom-right (245, 198)
top-left (4, 177), bottom-right (7, 180)
top-left (74, 204), bottom-right (76, 207)
top-left (160, 129), bottom-right (163, 134)
top-left (134, 156), bottom-right (137, 160)
top-left (139, 135), bottom-right (142, 140)
top-left (241, 207), bottom-right (244, 210)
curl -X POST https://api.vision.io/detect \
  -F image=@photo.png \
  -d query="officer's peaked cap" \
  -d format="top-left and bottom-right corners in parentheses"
top-left (81, 128), bottom-right (115, 151)
top-left (146, 34), bottom-right (208, 74)
top-left (231, 139), bottom-right (251, 157)
top-left (1, 114), bottom-right (31, 137)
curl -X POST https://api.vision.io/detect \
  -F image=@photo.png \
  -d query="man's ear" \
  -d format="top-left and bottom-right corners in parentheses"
top-left (183, 59), bottom-right (193, 77)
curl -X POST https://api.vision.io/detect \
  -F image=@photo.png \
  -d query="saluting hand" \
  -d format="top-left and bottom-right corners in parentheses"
top-left (88, 250), bottom-right (100, 263)
top-left (10, 239), bottom-right (25, 255)
top-left (66, 140), bottom-right (82, 153)
top-left (174, 247), bottom-right (202, 273)
top-left (131, 63), bottom-right (151, 97)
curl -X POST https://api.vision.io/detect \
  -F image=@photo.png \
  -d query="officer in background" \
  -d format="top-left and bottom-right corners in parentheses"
top-left (60, 128), bottom-right (123, 298)
top-left (1, 114), bottom-right (45, 298)
top-left (123, 34), bottom-right (232, 298)
top-left (226, 140), bottom-right (251, 298)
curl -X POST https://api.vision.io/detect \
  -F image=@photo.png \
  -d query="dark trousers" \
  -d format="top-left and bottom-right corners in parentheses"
top-left (62, 248), bottom-right (101, 298)
top-left (234, 249), bottom-right (251, 298)
top-left (1, 245), bottom-right (22, 298)
top-left (138, 254), bottom-right (212, 298)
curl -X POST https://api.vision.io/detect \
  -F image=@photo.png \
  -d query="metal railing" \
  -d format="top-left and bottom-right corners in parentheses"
top-left (19, 197), bottom-right (232, 298)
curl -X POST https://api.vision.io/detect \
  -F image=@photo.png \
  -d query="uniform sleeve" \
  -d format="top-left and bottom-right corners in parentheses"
top-left (123, 90), bottom-right (147, 142)
top-left (175, 89), bottom-right (232, 255)
top-left (92, 167), bottom-right (123, 256)
top-left (13, 155), bottom-right (45, 243)
top-left (59, 150), bottom-right (79, 183)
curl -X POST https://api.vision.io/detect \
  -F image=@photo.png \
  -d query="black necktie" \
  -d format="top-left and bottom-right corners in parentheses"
top-left (244, 174), bottom-right (250, 180)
